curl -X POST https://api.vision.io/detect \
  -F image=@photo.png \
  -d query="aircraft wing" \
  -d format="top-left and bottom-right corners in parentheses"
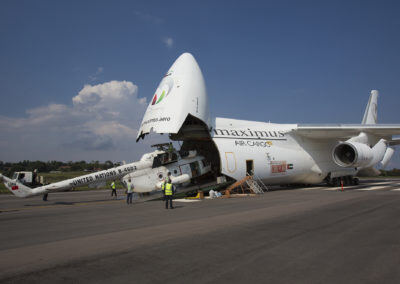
top-left (293, 124), bottom-right (400, 139)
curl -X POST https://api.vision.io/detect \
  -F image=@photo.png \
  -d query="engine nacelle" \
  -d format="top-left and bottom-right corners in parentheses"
top-left (332, 141), bottom-right (374, 168)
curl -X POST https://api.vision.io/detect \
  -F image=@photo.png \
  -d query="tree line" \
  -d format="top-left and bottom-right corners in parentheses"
top-left (0, 160), bottom-right (120, 177)
top-left (379, 168), bottom-right (400, 176)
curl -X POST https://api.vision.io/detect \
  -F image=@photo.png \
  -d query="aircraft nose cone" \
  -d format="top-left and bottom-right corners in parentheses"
top-left (168, 52), bottom-right (202, 77)
top-left (137, 52), bottom-right (210, 139)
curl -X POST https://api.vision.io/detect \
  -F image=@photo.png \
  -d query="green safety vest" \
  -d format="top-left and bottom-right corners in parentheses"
top-left (165, 183), bottom-right (173, 195)
top-left (111, 182), bottom-right (116, 189)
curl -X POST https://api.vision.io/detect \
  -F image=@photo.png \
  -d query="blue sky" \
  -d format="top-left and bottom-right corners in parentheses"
top-left (0, 0), bottom-right (399, 167)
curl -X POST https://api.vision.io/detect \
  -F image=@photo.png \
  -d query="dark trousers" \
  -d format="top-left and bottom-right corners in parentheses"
top-left (127, 192), bottom-right (133, 204)
top-left (165, 195), bottom-right (173, 209)
top-left (111, 189), bottom-right (117, 197)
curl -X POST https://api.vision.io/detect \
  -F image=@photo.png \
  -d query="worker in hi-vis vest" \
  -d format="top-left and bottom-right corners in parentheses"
top-left (162, 179), bottom-right (175, 209)
top-left (126, 179), bottom-right (134, 205)
top-left (111, 180), bottom-right (117, 198)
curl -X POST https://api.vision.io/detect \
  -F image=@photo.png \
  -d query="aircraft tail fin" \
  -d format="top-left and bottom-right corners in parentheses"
top-left (362, 90), bottom-right (378, 125)
top-left (0, 174), bottom-right (36, 198)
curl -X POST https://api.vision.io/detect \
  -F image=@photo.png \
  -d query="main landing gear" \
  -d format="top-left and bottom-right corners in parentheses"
top-left (327, 175), bottom-right (359, 187)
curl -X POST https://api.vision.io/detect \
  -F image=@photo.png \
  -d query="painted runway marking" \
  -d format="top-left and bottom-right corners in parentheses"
top-left (287, 183), bottom-right (400, 192)
top-left (322, 188), bottom-right (340, 191)
top-left (299, 187), bottom-right (327, 191)
top-left (356, 186), bottom-right (391, 191)
top-left (306, 183), bottom-right (400, 192)
top-left (360, 181), bottom-right (399, 187)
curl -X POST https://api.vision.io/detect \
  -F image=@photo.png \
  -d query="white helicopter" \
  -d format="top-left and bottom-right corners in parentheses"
top-left (0, 143), bottom-right (211, 200)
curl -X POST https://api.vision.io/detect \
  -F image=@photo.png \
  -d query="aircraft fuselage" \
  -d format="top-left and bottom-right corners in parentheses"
top-left (211, 117), bottom-right (354, 185)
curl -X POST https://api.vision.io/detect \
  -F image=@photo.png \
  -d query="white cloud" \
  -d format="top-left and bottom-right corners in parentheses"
top-left (89, 66), bottom-right (104, 81)
top-left (163, 37), bottom-right (174, 48)
top-left (0, 81), bottom-right (151, 162)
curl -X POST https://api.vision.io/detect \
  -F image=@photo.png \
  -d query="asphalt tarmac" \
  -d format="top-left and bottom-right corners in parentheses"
top-left (1, 179), bottom-right (400, 283)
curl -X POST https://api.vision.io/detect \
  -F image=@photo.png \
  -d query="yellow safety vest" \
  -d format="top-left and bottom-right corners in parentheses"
top-left (111, 182), bottom-right (116, 189)
top-left (165, 183), bottom-right (173, 195)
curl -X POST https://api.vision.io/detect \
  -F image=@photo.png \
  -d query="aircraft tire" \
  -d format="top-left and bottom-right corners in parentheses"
top-left (332, 178), bottom-right (340, 187)
top-left (344, 176), bottom-right (351, 186)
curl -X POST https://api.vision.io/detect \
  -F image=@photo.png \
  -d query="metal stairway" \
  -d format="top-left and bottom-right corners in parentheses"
top-left (246, 173), bottom-right (268, 193)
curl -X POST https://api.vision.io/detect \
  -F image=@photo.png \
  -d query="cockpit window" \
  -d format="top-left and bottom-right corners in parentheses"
top-left (152, 156), bottom-right (162, 168)
top-left (12, 173), bottom-right (18, 180)
top-left (152, 152), bottom-right (178, 168)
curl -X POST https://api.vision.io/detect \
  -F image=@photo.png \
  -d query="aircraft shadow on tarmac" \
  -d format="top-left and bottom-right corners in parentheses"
top-left (23, 199), bottom-right (119, 207)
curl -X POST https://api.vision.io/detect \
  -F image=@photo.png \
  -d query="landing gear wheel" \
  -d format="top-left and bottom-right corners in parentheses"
top-left (332, 178), bottom-right (340, 187)
top-left (43, 193), bottom-right (48, 201)
top-left (349, 176), bottom-right (355, 185)
top-left (344, 176), bottom-right (351, 186)
top-left (353, 178), bottom-right (359, 185)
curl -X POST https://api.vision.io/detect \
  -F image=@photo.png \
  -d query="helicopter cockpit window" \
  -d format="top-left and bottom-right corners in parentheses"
top-left (152, 156), bottom-right (162, 168)
top-left (18, 173), bottom-right (25, 180)
top-left (152, 152), bottom-right (178, 168)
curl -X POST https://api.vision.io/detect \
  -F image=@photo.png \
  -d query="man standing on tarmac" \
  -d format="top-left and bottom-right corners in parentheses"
top-left (126, 179), bottom-right (134, 205)
top-left (111, 180), bottom-right (117, 198)
top-left (162, 179), bottom-right (175, 209)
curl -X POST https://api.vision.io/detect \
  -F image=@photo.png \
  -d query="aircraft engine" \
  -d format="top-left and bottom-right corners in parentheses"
top-left (332, 141), bottom-right (374, 168)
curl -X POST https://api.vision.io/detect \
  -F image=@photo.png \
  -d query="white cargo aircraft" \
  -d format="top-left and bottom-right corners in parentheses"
top-left (2, 52), bottom-right (399, 199)
top-left (0, 144), bottom-right (211, 199)
top-left (136, 53), bottom-right (400, 187)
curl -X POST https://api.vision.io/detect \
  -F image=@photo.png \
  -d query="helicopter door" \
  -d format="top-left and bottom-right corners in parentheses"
top-left (179, 164), bottom-right (191, 177)
top-left (190, 161), bottom-right (200, 177)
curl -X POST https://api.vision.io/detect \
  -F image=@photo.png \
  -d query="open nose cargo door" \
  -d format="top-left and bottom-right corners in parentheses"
top-left (136, 53), bottom-right (211, 141)
top-left (137, 52), bottom-right (222, 181)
